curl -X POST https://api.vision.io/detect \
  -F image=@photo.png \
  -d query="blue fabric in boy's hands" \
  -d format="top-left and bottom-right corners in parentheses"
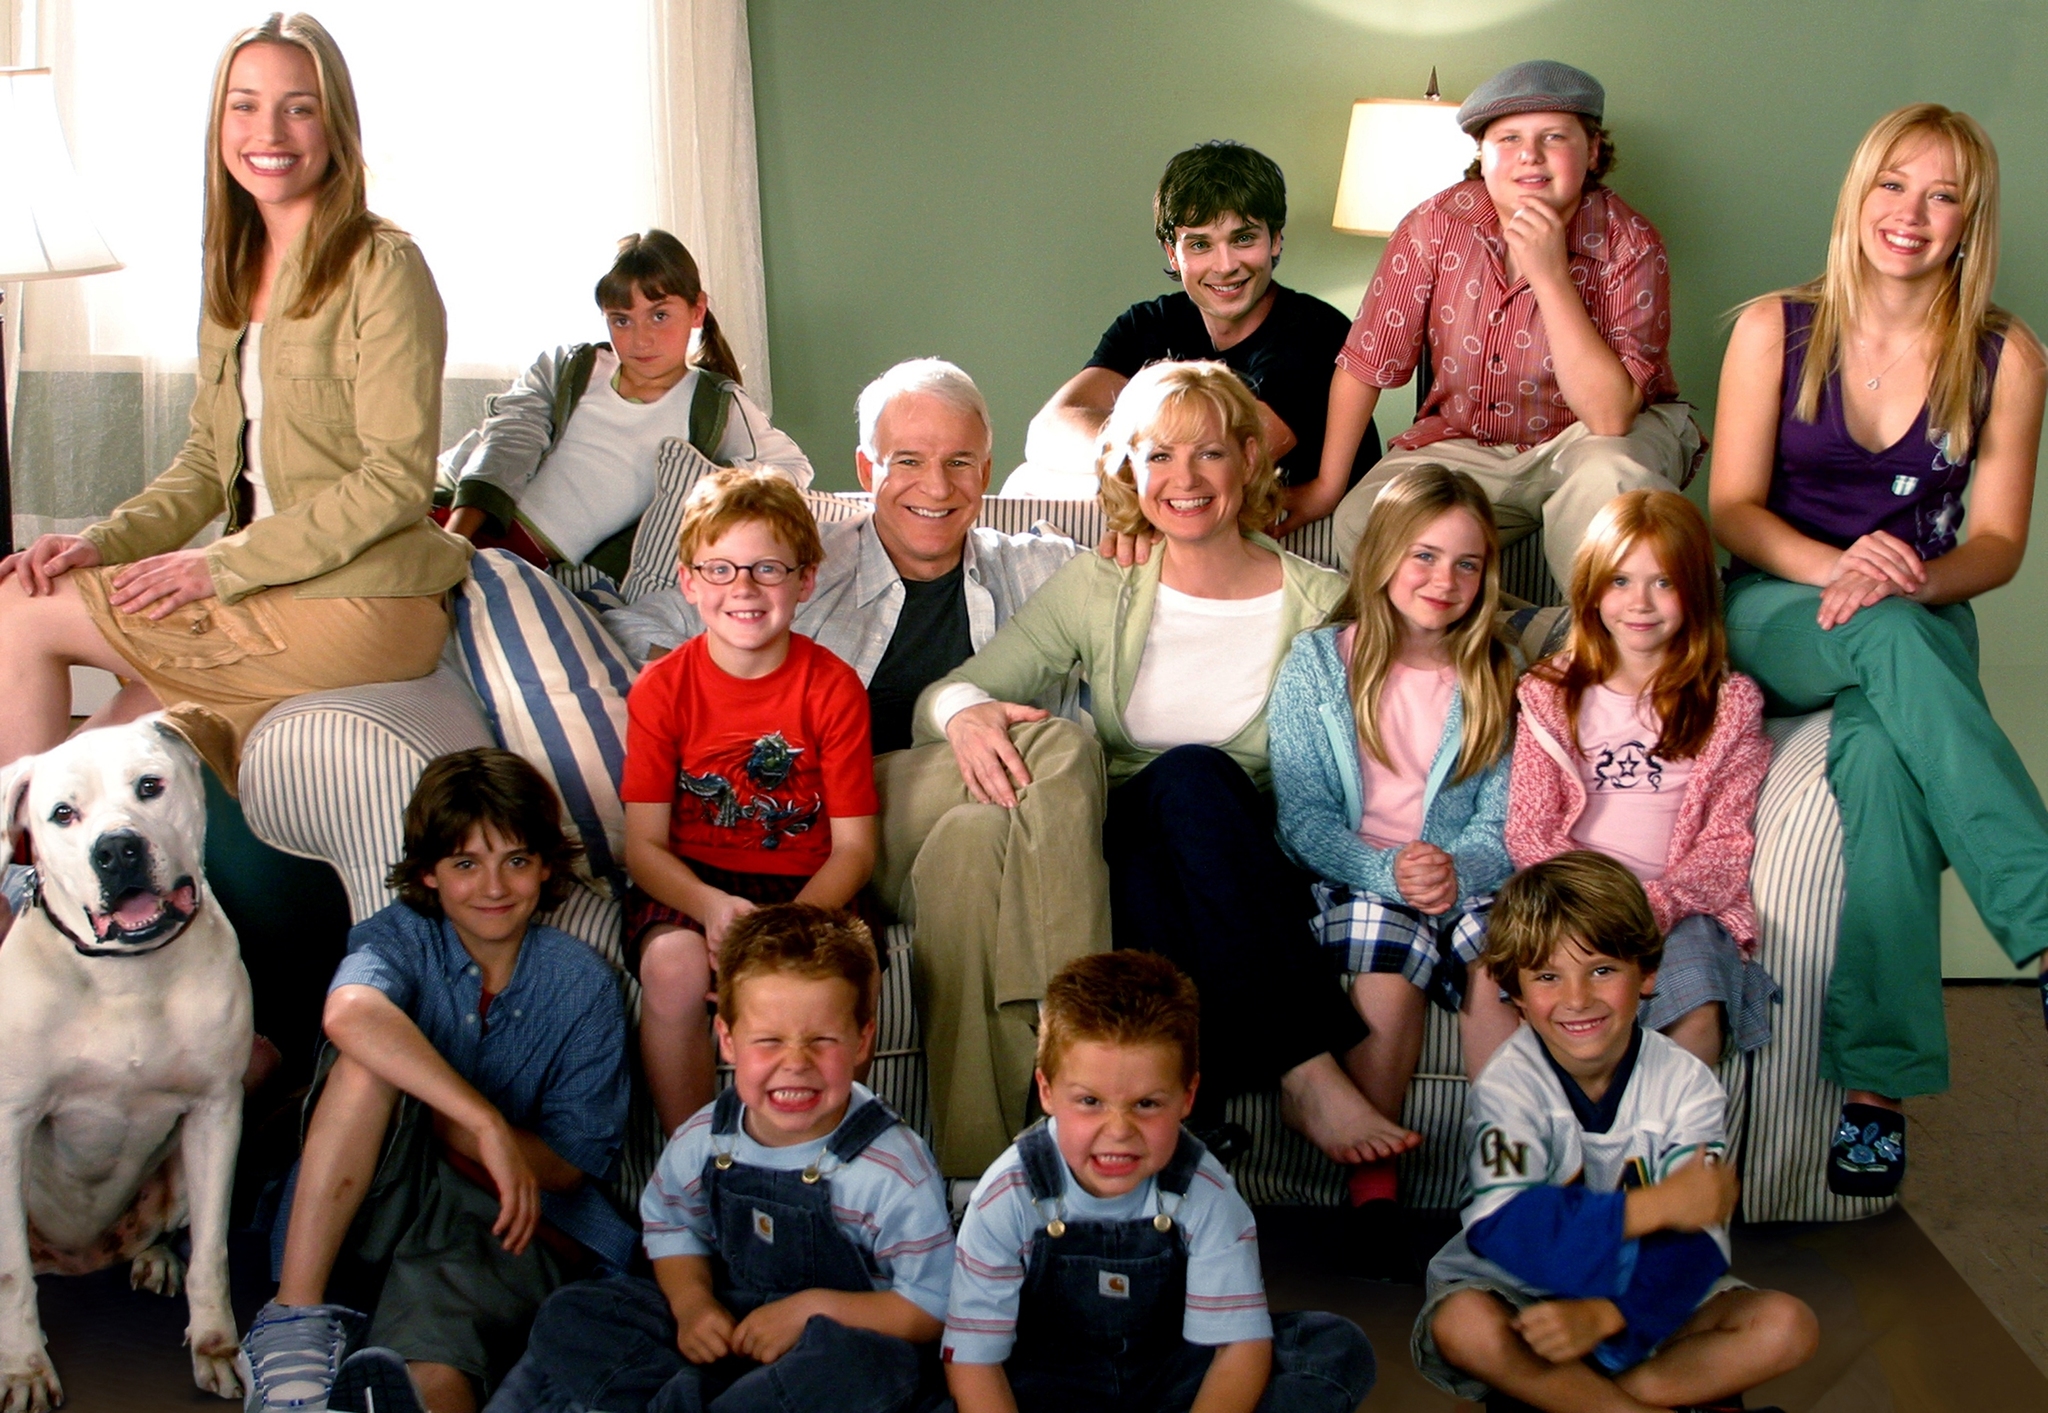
top-left (1467, 1185), bottom-right (1630, 1297)
top-left (1467, 1188), bottom-right (1730, 1373)
top-left (1592, 1229), bottom-right (1730, 1373)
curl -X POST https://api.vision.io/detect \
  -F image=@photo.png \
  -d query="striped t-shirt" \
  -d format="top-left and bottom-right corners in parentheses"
top-left (943, 1118), bottom-right (1272, 1364)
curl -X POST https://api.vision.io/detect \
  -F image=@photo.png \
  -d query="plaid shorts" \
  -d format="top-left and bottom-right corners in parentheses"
top-left (622, 864), bottom-right (888, 979)
top-left (1309, 882), bottom-right (1494, 1012)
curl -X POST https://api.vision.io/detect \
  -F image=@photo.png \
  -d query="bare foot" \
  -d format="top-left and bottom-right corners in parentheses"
top-left (1278, 1054), bottom-right (1421, 1164)
top-left (1845, 1088), bottom-right (1904, 1113)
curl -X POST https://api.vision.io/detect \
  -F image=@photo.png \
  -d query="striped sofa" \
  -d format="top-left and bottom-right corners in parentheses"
top-left (239, 443), bottom-right (1888, 1222)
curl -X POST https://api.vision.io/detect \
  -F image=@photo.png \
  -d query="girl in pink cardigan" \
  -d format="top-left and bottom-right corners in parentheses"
top-left (1508, 491), bottom-right (1779, 1065)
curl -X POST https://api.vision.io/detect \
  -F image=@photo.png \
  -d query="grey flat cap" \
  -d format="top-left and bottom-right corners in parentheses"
top-left (1456, 60), bottom-right (1604, 136)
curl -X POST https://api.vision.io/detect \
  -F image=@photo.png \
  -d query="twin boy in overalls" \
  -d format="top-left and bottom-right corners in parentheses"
top-left (491, 914), bottom-right (1374, 1413)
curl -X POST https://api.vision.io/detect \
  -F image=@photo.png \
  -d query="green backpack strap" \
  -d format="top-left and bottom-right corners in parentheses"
top-left (688, 371), bottom-right (736, 460)
top-left (553, 343), bottom-right (603, 446)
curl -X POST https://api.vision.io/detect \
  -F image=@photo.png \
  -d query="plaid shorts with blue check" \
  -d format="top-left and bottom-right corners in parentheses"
top-left (1309, 882), bottom-right (1495, 1011)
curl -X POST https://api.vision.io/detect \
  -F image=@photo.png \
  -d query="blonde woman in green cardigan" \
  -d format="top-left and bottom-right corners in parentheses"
top-left (915, 360), bottom-right (1410, 1166)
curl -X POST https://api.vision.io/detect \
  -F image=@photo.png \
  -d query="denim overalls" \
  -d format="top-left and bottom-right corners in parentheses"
top-left (700, 1086), bottom-right (899, 1314)
top-left (486, 1089), bottom-right (932, 1413)
top-left (990, 1121), bottom-right (1377, 1413)
top-left (1002, 1120), bottom-right (1213, 1407)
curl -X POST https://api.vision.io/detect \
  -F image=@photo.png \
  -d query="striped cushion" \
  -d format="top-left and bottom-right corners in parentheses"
top-left (241, 664), bottom-right (495, 921)
top-left (619, 440), bottom-right (725, 603)
top-left (454, 550), bottom-right (637, 888)
top-left (1737, 710), bottom-right (1892, 1222)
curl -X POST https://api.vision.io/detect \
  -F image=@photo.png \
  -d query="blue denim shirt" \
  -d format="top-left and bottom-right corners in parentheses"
top-left (333, 902), bottom-right (635, 1268)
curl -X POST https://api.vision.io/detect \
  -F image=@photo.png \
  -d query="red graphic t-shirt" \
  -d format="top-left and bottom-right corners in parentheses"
top-left (620, 634), bottom-right (878, 877)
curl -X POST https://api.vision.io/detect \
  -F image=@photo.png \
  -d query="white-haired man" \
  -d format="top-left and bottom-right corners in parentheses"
top-left (605, 359), bottom-right (1105, 1181)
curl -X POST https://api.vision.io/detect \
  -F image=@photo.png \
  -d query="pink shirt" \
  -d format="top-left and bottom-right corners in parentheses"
top-left (1337, 181), bottom-right (1679, 452)
top-left (1568, 685), bottom-right (1693, 883)
top-left (1347, 627), bottom-right (1457, 849)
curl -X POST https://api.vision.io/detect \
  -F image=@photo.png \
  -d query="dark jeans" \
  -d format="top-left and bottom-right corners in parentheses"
top-left (483, 1274), bottom-right (927, 1413)
top-left (1103, 746), bottom-right (1369, 1120)
top-left (933, 1311), bottom-right (1376, 1413)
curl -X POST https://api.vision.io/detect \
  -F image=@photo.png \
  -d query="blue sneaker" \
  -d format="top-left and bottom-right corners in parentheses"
top-left (239, 1301), bottom-right (367, 1412)
top-left (330, 1347), bottom-right (425, 1413)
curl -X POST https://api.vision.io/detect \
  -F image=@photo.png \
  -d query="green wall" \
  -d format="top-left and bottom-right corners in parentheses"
top-left (749, 0), bottom-right (2048, 975)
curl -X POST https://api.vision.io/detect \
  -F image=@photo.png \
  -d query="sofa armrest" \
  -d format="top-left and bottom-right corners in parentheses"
top-left (240, 665), bottom-right (494, 921)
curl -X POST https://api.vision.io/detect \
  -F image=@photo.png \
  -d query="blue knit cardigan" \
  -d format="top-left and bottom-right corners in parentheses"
top-left (1268, 624), bottom-right (1514, 903)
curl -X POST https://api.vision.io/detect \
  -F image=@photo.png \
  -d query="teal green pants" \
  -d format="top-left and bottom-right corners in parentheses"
top-left (1724, 574), bottom-right (2048, 1097)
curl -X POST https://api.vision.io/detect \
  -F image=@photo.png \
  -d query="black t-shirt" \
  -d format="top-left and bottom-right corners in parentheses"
top-left (1086, 284), bottom-right (1382, 488)
top-left (866, 562), bottom-right (975, 754)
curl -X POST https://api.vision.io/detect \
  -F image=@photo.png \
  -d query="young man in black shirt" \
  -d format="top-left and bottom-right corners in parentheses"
top-left (1021, 140), bottom-right (1380, 529)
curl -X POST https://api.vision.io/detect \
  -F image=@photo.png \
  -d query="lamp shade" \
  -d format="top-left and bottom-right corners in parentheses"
top-left (0, 68), bottom-right (121, 281)
top-left (1331, 97), bottom-right (1473, 237)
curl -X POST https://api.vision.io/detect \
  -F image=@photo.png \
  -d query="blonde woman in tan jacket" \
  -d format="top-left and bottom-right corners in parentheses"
top-left (0, 14), bottom-right (468, 788)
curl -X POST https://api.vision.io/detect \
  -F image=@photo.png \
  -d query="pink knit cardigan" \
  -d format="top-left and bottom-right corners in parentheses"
top-left (1506, 668), bottom-right (1772, 953)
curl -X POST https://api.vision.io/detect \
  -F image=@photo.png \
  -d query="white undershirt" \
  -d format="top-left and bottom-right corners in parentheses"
top-left (928, 584), bottom-right (1286, 748)
top-left (515, 349), bottom-right (808, 564)
top-left (1121, 584), bottom-right (1285, 748)
top-left (240, 323), bottom-right (273, 521)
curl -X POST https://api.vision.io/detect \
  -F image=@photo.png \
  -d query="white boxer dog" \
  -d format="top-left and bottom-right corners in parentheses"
top-left (0, 718), bottom-right (250, 1408)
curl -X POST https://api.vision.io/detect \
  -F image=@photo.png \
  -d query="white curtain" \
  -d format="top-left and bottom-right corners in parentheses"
top-left (6, 0), bottom-right (769, 543)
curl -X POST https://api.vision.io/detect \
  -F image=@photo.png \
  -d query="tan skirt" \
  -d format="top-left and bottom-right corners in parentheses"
top-left (76, 571), bottom-right (449, 790)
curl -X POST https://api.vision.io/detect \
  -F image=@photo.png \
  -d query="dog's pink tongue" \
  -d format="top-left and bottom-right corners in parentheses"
top-left (113, 893), bottom-right (164, 927)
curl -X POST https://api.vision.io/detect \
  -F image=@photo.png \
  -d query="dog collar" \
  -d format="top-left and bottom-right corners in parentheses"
top-left (30, 870), bottom-right (186, 958)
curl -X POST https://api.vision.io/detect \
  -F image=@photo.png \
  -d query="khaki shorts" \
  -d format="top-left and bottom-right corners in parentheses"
top-left (76, 572), bottom-right (447, 788)
top-left (300, 1045), bottom-right (574, 1391)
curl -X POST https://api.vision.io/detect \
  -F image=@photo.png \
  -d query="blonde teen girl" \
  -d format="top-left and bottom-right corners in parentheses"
top-left (1710, 104), bottom-right (2048, 1197)
top-left (1269, 465), bottom-right (1521, 1203)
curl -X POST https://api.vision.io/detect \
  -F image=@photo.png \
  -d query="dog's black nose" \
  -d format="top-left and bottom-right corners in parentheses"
top-left (90, 829), bottom-right (153, 889)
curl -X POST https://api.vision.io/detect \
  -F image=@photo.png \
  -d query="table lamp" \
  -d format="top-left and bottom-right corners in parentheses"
top-left (0, 66), bottom-right (122, 555)
top-left (1331, 68), bottom-right (1473, 238)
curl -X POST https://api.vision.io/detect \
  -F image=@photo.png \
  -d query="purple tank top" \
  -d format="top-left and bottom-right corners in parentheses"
top-left (1760, 299), bottom-right (2002, 565)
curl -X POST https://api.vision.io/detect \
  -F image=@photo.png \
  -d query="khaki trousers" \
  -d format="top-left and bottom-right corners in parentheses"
top-left (872, 718), bottom-right (1111, 1176)
top-left (1330, 402), bottom-right (1700, 585)
top-left (75, 575), bottom-right (449, 789)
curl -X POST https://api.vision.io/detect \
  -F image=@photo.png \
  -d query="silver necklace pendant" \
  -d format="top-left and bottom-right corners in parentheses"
top-left (1866, 376), bottom-right (1883, 390)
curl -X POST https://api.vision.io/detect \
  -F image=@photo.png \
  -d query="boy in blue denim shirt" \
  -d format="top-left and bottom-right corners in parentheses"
top-left (242, 749), bottom-right (631, 1413)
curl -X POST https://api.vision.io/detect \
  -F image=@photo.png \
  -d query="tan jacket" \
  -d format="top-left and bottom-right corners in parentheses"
top-left (83, 221), bottom-right (472, 604)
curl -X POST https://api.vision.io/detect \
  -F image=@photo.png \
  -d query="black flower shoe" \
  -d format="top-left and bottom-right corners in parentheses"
top-left (1826, 1102), bottom-right (1906, 1198)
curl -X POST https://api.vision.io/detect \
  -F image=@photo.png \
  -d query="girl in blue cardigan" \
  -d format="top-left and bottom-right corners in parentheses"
top-left (1270, 466), bottom-right (1520, 1204)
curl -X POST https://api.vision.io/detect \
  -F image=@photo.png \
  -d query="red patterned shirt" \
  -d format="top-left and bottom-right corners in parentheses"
top-left (1337, 180), bottom-right (1679, 452)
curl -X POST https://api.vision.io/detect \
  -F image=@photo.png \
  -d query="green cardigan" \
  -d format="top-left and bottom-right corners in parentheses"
top-left (911, 535), bottom-right (1347, 789)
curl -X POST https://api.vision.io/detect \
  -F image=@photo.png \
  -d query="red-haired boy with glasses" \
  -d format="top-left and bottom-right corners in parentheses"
top-left (621, 468), bottom-right (878, 1137)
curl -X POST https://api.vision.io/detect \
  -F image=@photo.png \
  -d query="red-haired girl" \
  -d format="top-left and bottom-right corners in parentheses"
top-left (1507, 490), bottom-right (1778, 1068)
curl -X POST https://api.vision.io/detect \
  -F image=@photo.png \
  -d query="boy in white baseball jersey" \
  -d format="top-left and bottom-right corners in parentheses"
top-left (1416, 852), bottom-right (1817, 1411)
top-left (943, 952), bottom-right (1376, 1413)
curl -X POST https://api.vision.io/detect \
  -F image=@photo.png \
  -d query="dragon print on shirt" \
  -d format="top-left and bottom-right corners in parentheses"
top-left (676, 731), bottom-right (823, 851)
top-left (1591, 738), bottom-right (1666, 792)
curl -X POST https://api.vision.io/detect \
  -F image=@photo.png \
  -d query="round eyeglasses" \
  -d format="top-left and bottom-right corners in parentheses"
top-left (690, 558), bottom-right (797, 586)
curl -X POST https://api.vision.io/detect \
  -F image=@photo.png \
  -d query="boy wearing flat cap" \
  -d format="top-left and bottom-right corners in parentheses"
top-left (1319, 60), bottom-right (1701, 588)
